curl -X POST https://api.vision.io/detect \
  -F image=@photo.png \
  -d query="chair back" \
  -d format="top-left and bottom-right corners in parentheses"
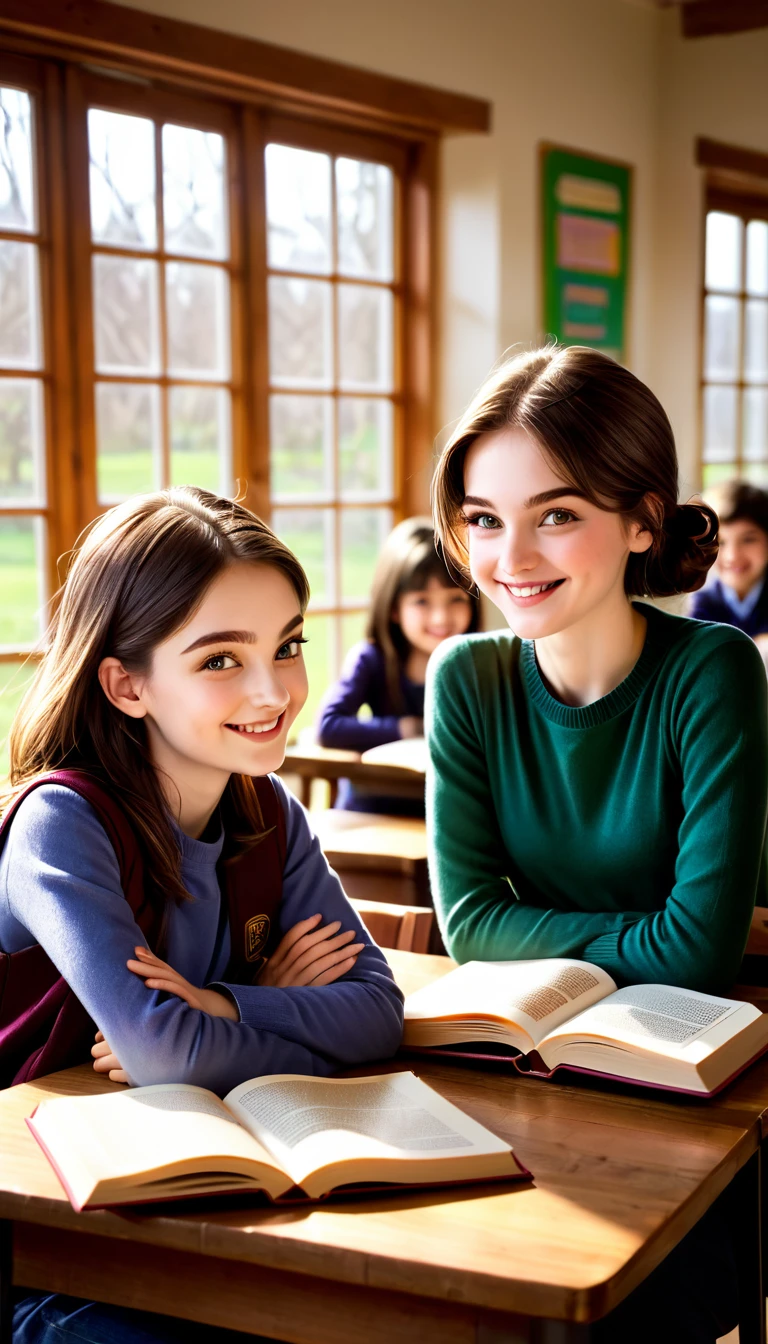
top-left (350, 899), bottom-right (433, 954)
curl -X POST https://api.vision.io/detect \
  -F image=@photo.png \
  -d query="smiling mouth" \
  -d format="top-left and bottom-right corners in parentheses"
top-left (225, 712), bottom-right (285, 737)
top-left (506, 579), bottom-right (565, 598)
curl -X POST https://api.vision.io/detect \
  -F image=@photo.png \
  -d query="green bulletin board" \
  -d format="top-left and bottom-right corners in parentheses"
top-left (541, 145), bottom-right (632, 361)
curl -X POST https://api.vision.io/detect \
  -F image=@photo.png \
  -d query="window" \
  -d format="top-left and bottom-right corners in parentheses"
top-left (265, 134), bottom-right (401, 726)
top-left (0, 18), bottom-right (455, 771)
top-left (700, 201), bottom-right (768, 487)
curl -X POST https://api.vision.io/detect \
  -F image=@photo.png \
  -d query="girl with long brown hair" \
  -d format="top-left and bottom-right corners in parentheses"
top-left (429, 345), bottom-right (767, 1343)
top-left (317, 516), bottom-right (479, 814)
top-left (1, 487), bottom-right (402, 1344)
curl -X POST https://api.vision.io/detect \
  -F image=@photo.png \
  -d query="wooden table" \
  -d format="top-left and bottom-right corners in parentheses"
top-left (309, 809), bottom-right (430, 911)
top-left (279, 744), bottom-right (425, 809)
top-left (1, 949), bottom-right (767, 1344)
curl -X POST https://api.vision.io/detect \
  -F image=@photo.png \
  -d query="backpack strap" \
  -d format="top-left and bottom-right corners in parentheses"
top-left (219, 775), bottom-right (286, 984)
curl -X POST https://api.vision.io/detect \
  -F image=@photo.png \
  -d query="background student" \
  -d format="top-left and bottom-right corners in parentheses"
top-left (428, 345), bottom-right (768, 1343)
top-left (316, 516), bottom-right (479, 815)
top-left (689, 479), bottom-right (768, 658)
top-left (1, 486), bottom-right (403, 1344)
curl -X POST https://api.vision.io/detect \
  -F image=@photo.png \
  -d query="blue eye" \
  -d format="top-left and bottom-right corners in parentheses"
top-left (276, 637), bottom-right (307, 661)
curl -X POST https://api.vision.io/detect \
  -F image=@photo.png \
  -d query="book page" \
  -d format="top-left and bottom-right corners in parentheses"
top-left (30, 1084), bottom-right (286, 1209)
top-left (360, 737), bottom-right (427, 773)
top-left (404, 958), bottom-right (616, 1048)
top-left (224, 1071), bottom-right (512, 1188)
top-left (540, 984), bottom-right (760, 1062)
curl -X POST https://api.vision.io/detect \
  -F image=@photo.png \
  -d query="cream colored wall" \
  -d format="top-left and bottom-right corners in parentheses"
top-left (652, 12), bottom-right (768, 497)
top-left (116, 0), bottom-right (660, 435)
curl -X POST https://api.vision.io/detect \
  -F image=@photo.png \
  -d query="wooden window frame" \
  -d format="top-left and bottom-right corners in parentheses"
top-left (697, 138), bottom-right (768, 488)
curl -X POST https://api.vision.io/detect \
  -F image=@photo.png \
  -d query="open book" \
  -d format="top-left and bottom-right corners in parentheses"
top-left (27, 1070), bottom-right (527, 1212)
top-left (403, 960), bottom-right (768, 1096)
top-left (360, 737), bottom-right (427, 773)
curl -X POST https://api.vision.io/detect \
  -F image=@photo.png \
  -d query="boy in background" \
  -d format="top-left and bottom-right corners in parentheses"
top-left (690, 480), bottom-right (768, 663)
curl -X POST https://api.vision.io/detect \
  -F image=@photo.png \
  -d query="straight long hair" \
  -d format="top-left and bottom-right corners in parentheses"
top-left (3, 487), bottom-right (309, 924)
top-left (366, 517), bottom-right (480, 711)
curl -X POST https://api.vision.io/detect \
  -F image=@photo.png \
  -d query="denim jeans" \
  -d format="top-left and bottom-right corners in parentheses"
top-left (13, 1292), bottom-right (277, 1344)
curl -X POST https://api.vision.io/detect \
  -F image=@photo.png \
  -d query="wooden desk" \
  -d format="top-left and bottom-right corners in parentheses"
top-left (0, 949), bottom-right (766, 1344)
top-left (280, 744), bottom-right (424, 809)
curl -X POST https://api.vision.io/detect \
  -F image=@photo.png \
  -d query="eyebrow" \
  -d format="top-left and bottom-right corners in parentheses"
top-left (462, 488), bottom-right (590, 511)
top-left (181, 614), bottom-right (304, 656)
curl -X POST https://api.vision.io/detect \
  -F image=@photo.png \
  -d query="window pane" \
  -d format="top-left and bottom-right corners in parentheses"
top-left (703, 295), bottom-right (741, 382)
top-left (746, 221), bottom-right (768, 298)
top-left (338, 285), bottom-right (393, 391)
top-left (268, 277), bottom-right (332, 387)
top-left (266, 144), bottom-right (331, 275)
top-left (93, 255), bottom-right (160, 375)
top-left (166, 263), bottom-right (229, 379)
top-left (0, 661), bottom-right (37, 781)
top-left (702, 385), bottom-right (738, 462)
top-left (0, 378), bottom-right (44, 504)
top-left (702, 462), bottom-right (740, 488)
top-left (742, 462), bottom-right (768, 487)
top-left (339, 398), bottom-right (393, 500)
top-left (705, 212), bottom-right (742, 293)
top-left (744, 389), bottom-right (768, 462)
top-left (336, 159), bottom-right (394, 282)
top-left (341, 609), bottom-right (367, 659)
top-left (341, 507), bottom-right (392, 604)
top-left (0, 241), bottom-right (40, 368)
top-left (272, 507), bottom-right (334, 605)
top-left (0, 516), bottom-right (45, 646)
top-left (163, 125), bottom-right (227, 260)
top-left (290, 611), bottom-right (333, 741)
top-left (170, 386), bottom-right (231, 493)
top-left (270, 394), bottom-right (333, 501)
top-left (744, 300), bottom-right (768, 384)
top-left (89, 109), bottom-right (156, 249)
top-left (0, 87), bottom-right (34, 233)
top-left (96, 382), bottom-right (160, 500)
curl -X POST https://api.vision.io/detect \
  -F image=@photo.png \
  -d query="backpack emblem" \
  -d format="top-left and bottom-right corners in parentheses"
top-left (245, 914), bottom-right (270, 962)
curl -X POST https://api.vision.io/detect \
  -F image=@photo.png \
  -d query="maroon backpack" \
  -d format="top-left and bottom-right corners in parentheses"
top-left (0, 770), bottom-right (285, 1087)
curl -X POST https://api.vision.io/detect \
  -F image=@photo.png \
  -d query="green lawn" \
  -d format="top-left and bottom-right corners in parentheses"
top-left (0, 662), bottom-right (37, 782)
top-left (0, 520), bottom-right (41, 645)
top-left (97, 451), bottom-right (223, 499)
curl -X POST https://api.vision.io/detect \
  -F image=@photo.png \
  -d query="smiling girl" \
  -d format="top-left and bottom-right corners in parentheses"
top-left (427, 347), bottom-right (768, 1343)
top-left (430, 346), bottom-right (767, 994)
top-left (1, 487), bottom-right (403, 1344)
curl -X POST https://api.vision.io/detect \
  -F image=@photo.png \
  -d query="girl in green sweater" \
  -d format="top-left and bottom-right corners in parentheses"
top-left (429, 346), bottom-right (767, 1344)
top-left (430, 345), bottom-right (767, 993)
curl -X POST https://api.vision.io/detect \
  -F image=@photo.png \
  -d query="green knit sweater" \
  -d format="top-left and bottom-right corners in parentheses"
top-left (426, 603), bottom-right (768, 992)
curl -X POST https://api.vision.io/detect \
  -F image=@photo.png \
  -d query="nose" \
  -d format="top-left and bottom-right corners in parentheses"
top-left (243, 662), bottom-right (291, 715)
top-left (496, 526), bottom-right (538, 579)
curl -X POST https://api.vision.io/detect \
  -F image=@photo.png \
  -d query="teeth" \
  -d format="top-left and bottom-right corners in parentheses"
top-left (509, 581), bottom-right (557, 597)
top-left (232, 718), bottom-right (279, 734)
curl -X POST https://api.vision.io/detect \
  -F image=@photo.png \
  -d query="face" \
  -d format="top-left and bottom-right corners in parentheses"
top-left (102, 563), bottom-right (307, 793)
top-left (716, 519), bottom-right (768, 599)
top-left (461, 428), bottom-right (651, 640)
top-left (394, 576), bottom-right (473, 656)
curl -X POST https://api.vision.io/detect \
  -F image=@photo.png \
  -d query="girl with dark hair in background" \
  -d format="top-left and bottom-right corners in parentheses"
top-left (1, 486), bottom-right (403, 1344)
top-left (429, 346), bottom-right (768, 1343)
top-left (316, 516), bottom-right (479, 815)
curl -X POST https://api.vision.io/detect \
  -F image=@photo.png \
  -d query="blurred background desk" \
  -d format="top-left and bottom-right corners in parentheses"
top-left (279, 743), bottom-right (425, 810)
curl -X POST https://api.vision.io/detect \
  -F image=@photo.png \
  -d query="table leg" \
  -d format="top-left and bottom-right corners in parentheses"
top-left (0, 1220), bottom-right (12, 1344)
top-left (731, 1148), bottom-right (765, 1344)
top-left (478, 1319), bottom-right (592, 1342)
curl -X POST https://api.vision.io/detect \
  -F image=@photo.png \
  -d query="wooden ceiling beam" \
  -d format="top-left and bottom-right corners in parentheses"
top-left (0, 0), bottom-right (491, 136)
top-left (681, 0), bottom-right (768, 39)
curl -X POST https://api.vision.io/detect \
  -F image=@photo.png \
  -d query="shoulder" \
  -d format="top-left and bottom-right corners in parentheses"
top-left (429, 629), bottom-right (518, 690)
top-left (1, 782), bottom-right (120, 879)
top-left (644, 604), bottom-right (766, 699)
top-left (340, 640), bottom-right (384, 677)
top-left (268, 773), bottom-right (309, 847)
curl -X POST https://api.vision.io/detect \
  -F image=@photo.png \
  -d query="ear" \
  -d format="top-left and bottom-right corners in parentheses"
top-left (98, 657), bottom-right (148, 720)
top-left (627, 493), bottom-right (662, 556)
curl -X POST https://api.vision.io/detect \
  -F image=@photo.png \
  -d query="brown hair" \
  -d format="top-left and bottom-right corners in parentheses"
top-left (703, 479), bottom-right (768, 538)
top-left (432, 346), bottom-right (718, 598)
top-left (2, 487), bottom-right (309, 928)
top-left (366, 516), bottom-right (480, 711)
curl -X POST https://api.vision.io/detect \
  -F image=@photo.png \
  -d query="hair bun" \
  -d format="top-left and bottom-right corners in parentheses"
top-left (645, 501), bottom-right (718, 596)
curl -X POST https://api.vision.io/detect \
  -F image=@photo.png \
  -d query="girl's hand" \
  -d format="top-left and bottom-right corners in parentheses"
top-left (91, 1030), bottom-right (128, 1084)
top-left (399, 715), bottom-right (423, 739)
top-left (127, 947), bottom-right (238, 1020)
top-left (257, 913), bottom-right (364, 987)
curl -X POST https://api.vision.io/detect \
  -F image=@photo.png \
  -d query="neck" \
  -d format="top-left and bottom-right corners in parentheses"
top-left (405, 647), bottom-right (430, 685)
top-left (534, 592), bottom-right (648, 708)
top-left (145, 725), bottom-right (229, 839)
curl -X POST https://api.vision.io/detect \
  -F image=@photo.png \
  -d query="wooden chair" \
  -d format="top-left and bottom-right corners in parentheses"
top-left (350, 899), bottom-right (434, 954)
